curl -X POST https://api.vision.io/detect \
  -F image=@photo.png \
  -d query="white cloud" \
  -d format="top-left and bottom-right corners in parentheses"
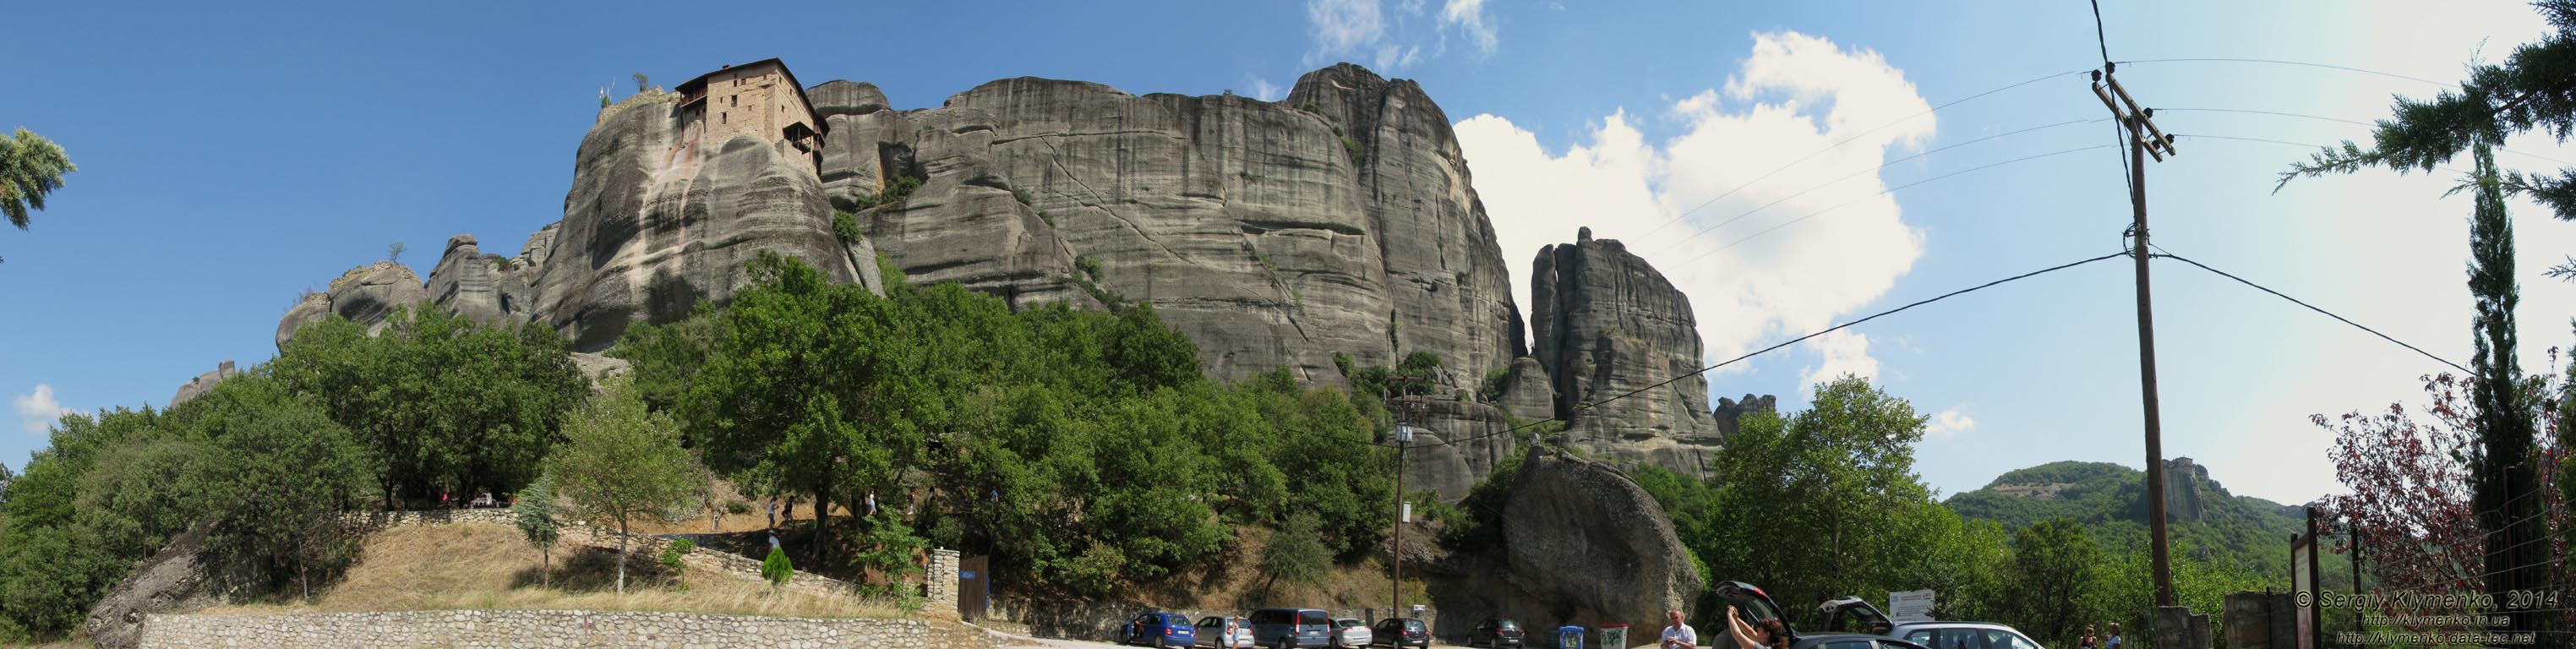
top-left (1303, 0), bottom-right (1492, 71)
top-left (14, 384), bottom-right (71, 435)
top-left (1924, 406), bottom-right (1975, 441)
top-left (1459, 31), bottom-right (1930, 387)
top-left (1441, 0), bottom-right (1499, 57)
top-left (1241, 74), bottom-right (1285, 101)
top-left (1307, 0), bottom-right (1389, 65)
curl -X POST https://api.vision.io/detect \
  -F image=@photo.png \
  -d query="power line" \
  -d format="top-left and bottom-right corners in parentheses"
top-left (1648, 117), bottom-right (2110, 256)
top-left (2114, 57), bottom-right (2451, 88)
top-left (1670, 144), bottom-right (2115, 267)
top-left (2088, 0), bottom-right (2113, 64)
top-left (1636, 68), bottom-right (2093, 239)
top-left (2166, 112), bottom-right (2576, 167)
top-left (2148, 250), bottom-right (2470, 374)
top-left (1393, 250), bottom-right (2132, 450)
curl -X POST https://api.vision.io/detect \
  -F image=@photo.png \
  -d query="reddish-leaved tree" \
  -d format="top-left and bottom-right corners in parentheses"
top-left (2314, 374), bottom-right (2486, 596)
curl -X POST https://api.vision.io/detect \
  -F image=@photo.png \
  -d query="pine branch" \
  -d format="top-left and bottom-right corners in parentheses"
top-left (2275, 141), bottom-right (2387, 193)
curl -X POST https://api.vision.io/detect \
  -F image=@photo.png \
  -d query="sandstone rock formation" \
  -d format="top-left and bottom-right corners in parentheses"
top-left (1529, 228), bottom-right (1722, 473)
top-left (815, 64), bottom-right (1523, 384)
top-left (1393, 395), bottom-right (1520, 502)
top-left (166, 361), bottom-right (238, 410)
top-left (85, 522), bottom-right (244, 649)
top-left (422, 234), bottom-right (533, 326)
top-left (1494, 356), bottom-right (1555, 423)
top-left (276, 261), bottom-right (428, 348)
top-left (276, 90), bottom-right (876, 352)
top-left (528, 92), bottom-right (865, 352)
top-left (1711, 393), bottom-right (1777, 440)
top-left (1424, 446), bottom-right (1701, 638)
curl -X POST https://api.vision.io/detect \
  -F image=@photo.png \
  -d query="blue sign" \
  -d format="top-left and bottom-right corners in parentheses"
top-left (960, 570), bottom-right (978, 579)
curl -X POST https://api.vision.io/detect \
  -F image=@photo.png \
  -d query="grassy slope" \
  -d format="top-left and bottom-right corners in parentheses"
top-left (200, 522), bottom-right (904, 619)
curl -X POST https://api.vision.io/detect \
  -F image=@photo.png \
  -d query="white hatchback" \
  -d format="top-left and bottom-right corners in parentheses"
top-left (1197, 616), bottom-right (1255, 649)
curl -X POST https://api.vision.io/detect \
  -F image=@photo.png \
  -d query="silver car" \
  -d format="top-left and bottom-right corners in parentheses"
top-left (1887, 623), bottom-right (2045, 649)
top-left (1331, 619), bottom-right (1372, 648)
top-left (1198, 616), bottom-right (1255, 649)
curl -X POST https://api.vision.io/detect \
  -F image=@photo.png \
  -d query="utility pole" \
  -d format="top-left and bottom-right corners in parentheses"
top-left (2092, 63), bottom-right (2180, 607)
top-left (1390, 381), bottom-right (1414, 622)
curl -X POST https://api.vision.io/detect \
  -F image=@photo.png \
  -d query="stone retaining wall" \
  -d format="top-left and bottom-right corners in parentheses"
top-left (337, 510), bottom-right (878, 601)
top-left (139, 609), bottom-right (950, 648)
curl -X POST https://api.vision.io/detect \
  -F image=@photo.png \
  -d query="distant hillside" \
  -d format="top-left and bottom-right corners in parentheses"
top-left (1946, 459), bottom-right (2319, 582)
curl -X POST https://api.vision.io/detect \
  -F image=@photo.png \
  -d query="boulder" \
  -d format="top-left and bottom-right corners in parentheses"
top-left (1426, 447), bottom-right (1701, 639)
top-left (166, 361), bottom-right (239, 410)
top-left (84, 522), bottom-right (246, 649)
top-left (1530, 229), bottom-right (1722, 474)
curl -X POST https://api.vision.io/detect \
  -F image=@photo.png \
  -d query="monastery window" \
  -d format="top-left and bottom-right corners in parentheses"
top-left (730, 95), bottom-right (737, 106)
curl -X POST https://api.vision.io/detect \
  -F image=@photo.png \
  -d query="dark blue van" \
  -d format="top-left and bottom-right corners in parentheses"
top-left (1249, 608), bottom-right (1334, 649)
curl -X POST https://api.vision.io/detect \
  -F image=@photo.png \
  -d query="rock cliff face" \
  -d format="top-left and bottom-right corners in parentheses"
top-left (274, 92), bottom-right (874, 351)
top-left (166, 361), bottom-right (239, 410)
top-left (812, 64), bottom-right (1522, 383)
top-left (1528, 228), bottom-right (1722, 473)
top-left (1393, 395), bottom-right (1520, 502)
top-left (1711, 393), bottom-right (1777, 439)
top-left (276, 261), bottom-right (428, 348)
top-left (529, 92), bottom-right (865, 351)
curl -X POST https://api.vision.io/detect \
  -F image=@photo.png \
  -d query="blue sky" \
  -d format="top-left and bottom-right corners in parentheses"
top-left (3, 1), bottom-right (2568, 505)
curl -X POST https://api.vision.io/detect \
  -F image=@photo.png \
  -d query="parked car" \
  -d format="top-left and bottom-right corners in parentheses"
top-left (1466, 618), bottom-right (1525, 647)
top-left (1715, 581), bottom-right (1938, 649)
top-left (1198, 615), bottom-right (1256, 649)
top-left (1249, 608), bottom-right (1334, 649)
top-left (1122, 612), bottom-right (1198, 648)
top-left (1815, 595), bottom-right (2047, 649)
top-left (1367, 618), bottom-right (1429, 648)
top-left (1332, 618), bottom-right (1373, 648)
top-left (1885, 623), bottom-right (2045, 649)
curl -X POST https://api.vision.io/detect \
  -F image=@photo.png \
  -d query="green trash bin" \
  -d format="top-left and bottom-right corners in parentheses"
top-left (1599, 624), bottom-right (1628, 649)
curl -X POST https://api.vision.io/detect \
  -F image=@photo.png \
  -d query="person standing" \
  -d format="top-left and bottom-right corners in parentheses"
top-left (767, 497), bottom-right (778, 529)
top-left (2078, 625), bottom-right (2098, 649)
top-left (1662, 608), bottom-right (1699, 649)
top-left (2104, 623), bottom-right (2123, 649)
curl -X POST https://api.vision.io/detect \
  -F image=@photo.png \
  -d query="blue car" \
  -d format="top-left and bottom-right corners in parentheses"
top-left (1123, 612), bottom-right (1200, 648)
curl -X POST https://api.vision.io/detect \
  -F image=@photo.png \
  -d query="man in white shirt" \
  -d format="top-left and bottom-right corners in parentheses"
top-left (1662, 609), bottom-right (1698, 649)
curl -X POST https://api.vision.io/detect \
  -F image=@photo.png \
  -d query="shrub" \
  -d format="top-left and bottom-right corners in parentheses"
top-left (850, 173), bottom-right (925, 210)
top-left (1012, 188), bottom-right (1034, 206)
top-left (725, 499), bottom-right (750, 515)
top-left (659, 538), bottom-right (695, 572)
top-left (761, 547), bottom-right (794, 586)
top-left (832, 210), bottom-right (865, 245)
top-left (1479, 367), bottom-right (1511, 403)
top-left (1343, 138), bottom-right (1367, 166)
top-left (1295, 101), bottom-right (1323, 114)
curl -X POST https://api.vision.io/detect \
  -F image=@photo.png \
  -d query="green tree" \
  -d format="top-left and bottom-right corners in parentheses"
top-left (688, 252), bottom-right (925, 555)
top-left (194, 399), bottom-right (370, 600)
top-left (1700, 375), bottom-right (1946, 626)
top-left (2000, 518), bottom-right (2102, 646)
top-left (548, 378), bottom-right (707, 593)
top-left (1258, 510), bottom-right (1330, 597)
top-left (514, 472), bottom-right (562, 587)
top-left (2278, 4), bottom-right (2576, 614)
top-left (273, 308), bottom-right (586, 505)
top-left (1, 128), bottom-right (77, 241)
top-left (850, 511), bottom-right (926, 601)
